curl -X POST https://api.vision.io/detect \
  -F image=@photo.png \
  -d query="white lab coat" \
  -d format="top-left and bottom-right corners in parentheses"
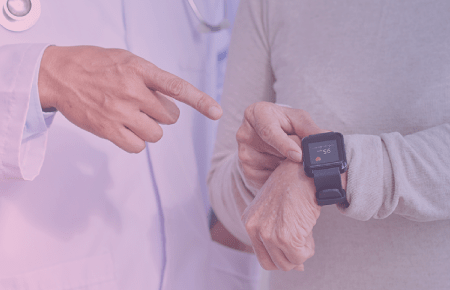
top-left (0, 0), bottom-right (259, 289)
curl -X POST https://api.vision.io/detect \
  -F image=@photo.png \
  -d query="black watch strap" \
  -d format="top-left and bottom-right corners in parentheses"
top-left (312, 167), bottom-right (346, 206)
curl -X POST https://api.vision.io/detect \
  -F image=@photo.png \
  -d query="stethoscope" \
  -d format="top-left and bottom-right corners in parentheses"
top-left (187, 0), bottom-right (229, 33)
top-left (0, 0), bottom-right (228, 33)
top-left (0, 0), bottom-right (40, 31)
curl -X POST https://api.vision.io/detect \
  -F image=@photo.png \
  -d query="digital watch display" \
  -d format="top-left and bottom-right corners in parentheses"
top-left (302, 132), bottom-right (348, 206)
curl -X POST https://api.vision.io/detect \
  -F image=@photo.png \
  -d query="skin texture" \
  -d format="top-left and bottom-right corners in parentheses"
top-left (236, 102), bottom-right (348, 271)
top-left (242, 160), bottom-right (319, 271)
top-left (38, 45), bottom-right (223, 153)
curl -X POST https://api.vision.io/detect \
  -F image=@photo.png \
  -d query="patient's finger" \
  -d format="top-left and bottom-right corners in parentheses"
top-left (252, 236), bottom-right (278, 270)
top-left (245, 103), bottom-right (303, 162)
top-left (237, 119), bottom-right (284, 157)
top-left (264, 241), bottom-right (298, 271)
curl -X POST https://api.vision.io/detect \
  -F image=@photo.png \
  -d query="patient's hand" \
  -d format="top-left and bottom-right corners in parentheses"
top-left (236, 102), bottom-right (326, 189)
top-left (241, 160), bottom-right (320, 271)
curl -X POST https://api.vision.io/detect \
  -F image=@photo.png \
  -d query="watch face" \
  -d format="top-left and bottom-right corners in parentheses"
top-left (308, 140), bottom-right (340, 165)
top-left (301, 132), bottom-right (347, 177)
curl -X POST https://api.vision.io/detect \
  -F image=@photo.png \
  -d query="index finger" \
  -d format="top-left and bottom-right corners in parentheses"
top-left (251, 104), bottom-right (327, 162)
top-left (143, 65), bottom-right (223, 120)
top-left (255, 122), bottom-right (304, 162)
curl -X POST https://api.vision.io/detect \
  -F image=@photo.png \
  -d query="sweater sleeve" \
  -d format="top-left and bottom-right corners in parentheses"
top-left (0, 43), bottom-right (52, 181)
top-left (208, 0), bottom-right (450, 247)
top-left (207, 0), bottom-right (275, 245)
top-left (341, 123), bottom-right (450, 221)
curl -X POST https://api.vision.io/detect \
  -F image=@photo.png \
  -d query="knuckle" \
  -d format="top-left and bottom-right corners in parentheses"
top-left (166, 77), bottom-right (187, 97)
top-left (252, 101), bottom-right (273, 115)
top-left (277, 233), bottom-right (291, 247)
top-left (91, 118), bottom-right (109, 137)
top-left (302, 114), bottom-right (314, 127)
top-left (244, 220), bottom-right (256, 233)
top-left (244, 102), bottom-right (272, 123)
top-left (293, 108), bottom-right (312, 124)
top-left (237, 146), bottom-right (251, 163)
top-left (258, 124), bottom-right (276, 141)
top-left (127, 55), bottom-right (142, 69)
top-left (243, 103), bottom-right (256, 120)
top-left (277, 228), bottom-right (306, 249)
top-left (291, 233), bottom-right (307, 249)
top-left (245, 225), bottom-right (259, 239)
top-left (259, 230), bottom-right (272, 242)
top-left (277, 227), bottom-right (293, 241)
top-left (120, 53), bottom-right (144, 76)
top-left (295, 247), bottom-right (314, 264)
top-left (236, 122), bottom-right (253, 144)
top-left (244, 218), bottom-right (260, 235)
top-left (99, 120), bottom-right (124, 143)
top-left (107, 48), bottom-right (129, 61)
top-left (122, 83), bottom-right (140, 101)
top-left (235, 126), bottom-right (247, 143)
top-left (195, 93), bottom-right (209, 112)
top-left (306, 247), bottom-right (315, 259)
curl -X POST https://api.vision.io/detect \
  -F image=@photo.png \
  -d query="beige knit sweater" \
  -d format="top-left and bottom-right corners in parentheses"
top-left (208, 0), bottom-right (450, 289)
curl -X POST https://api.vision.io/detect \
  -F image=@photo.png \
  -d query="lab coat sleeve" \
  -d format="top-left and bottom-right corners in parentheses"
top-left (0, 43), bottom-right (53, 181)
top-left (340, 125), bottom-right (450, 222)
top-left (207, 0), bottom-right (275, 245)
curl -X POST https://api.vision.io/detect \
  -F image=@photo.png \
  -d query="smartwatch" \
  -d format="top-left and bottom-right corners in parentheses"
top-left (301, 132), bottom-right (348, 206)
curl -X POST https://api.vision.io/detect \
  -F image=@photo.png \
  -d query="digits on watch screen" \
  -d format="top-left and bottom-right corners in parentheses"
top-left (308, 140), bottom-right (339, 165)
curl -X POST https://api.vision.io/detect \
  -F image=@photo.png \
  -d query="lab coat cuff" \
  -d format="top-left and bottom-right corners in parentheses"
top-left (23, 43), bottom-right (56, 141)
top-left (0, 43), bottom-right (53, 181)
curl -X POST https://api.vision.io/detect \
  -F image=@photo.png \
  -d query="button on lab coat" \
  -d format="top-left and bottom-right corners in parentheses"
top-left (0, 0), bottom-right (258, 289)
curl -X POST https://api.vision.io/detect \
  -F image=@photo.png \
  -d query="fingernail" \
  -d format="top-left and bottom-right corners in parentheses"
top-left (288, 150), bottom-right (303, 162)
top-left (208, 106), bottom-right (223, 120)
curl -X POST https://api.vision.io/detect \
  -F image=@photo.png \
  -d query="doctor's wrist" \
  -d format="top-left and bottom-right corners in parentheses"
top-left (38, 45), bottom-right (60, 111)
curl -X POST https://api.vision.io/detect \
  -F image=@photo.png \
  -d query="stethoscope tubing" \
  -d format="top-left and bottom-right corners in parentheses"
top-left (1, 0), bottom-right (229, 33)
top-left (186, 0), bottom-right (229, 32)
